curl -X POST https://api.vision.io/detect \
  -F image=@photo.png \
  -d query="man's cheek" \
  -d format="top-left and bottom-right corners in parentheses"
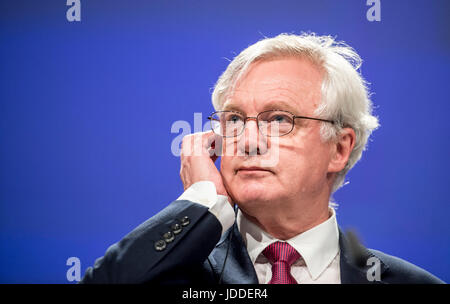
top-left (220, 167), bottom-right (235, 195)
top-left (220, 158), bottom-right (232, 178)
top-left (222, 139), bottom-right (238, 156)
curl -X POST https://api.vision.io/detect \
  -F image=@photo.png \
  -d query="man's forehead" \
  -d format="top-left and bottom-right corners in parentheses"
top-left (234, 75), bottom-right (317, 93)
top-left (221, 58), bottom-right (323, 113)
top-left (223, 82), bottom-right (321, 113)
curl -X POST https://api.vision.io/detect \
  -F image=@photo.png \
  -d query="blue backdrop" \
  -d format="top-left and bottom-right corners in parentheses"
top-left (0, 0), bottom-right (449, 283)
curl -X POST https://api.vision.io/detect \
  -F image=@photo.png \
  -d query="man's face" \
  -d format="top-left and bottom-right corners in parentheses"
top-left (220, 57), bottom-right (336, 216)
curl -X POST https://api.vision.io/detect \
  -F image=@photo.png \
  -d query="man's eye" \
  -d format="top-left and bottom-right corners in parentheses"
top-left (270, 114), bottom-right (290, 123)
top-left (227, 115), bottom-right (242, 123)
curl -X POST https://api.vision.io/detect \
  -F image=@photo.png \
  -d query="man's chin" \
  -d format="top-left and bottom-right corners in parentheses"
top-left (230, 182), bottom-right (273, 205)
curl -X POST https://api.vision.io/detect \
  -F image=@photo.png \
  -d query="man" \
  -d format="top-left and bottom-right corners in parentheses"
top-left (80, 33), bottom-right (444, 284)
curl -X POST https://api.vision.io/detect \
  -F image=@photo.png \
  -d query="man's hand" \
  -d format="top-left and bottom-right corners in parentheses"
top-left (180, 131), bottom-right (230, 200)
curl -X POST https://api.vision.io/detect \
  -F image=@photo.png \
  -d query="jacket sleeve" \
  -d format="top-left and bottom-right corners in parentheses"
top-left (79, 199), bottom-right (223, 284)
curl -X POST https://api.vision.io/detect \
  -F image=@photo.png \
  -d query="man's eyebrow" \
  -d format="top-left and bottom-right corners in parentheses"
top-left (222, 103), bottom-right (244, 112)
top-left (261, 100), bottom-right (301, 115)
top-left (222, 100), bottom-right (302, 115)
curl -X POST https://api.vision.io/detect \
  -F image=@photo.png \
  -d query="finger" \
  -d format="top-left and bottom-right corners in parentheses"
top-left (207, 133), bottom-right (223, 158)
top-left (180, 134), bottom-right (195, 157)
top-left (202, 130), bottom-right (217, 149)
top-left (181, 131), bottom-right (216, 157)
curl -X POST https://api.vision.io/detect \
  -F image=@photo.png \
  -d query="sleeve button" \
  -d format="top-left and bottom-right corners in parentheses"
top-left (171, 223), bottom-right (182, 234)
top-left (154, 240), bottom-right (166, 251)
top-left (163, 231), bottom-right (175, 243)
top-left (180, 216), bottom-right (190, 226)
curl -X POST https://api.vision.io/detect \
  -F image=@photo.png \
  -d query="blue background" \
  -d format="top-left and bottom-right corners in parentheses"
top-left (0, 0), bottom-right (449, 283)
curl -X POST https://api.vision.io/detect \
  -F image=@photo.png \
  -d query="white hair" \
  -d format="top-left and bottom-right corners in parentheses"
top-left (211, 32), bottom-right (379, 193)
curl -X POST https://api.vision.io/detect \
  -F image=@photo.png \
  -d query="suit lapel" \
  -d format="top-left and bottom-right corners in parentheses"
top-left (208, 223), bottom-right (258, 284)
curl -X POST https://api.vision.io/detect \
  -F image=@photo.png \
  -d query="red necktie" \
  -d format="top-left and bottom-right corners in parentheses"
top-left (262, 241), bottom-right (301, 284)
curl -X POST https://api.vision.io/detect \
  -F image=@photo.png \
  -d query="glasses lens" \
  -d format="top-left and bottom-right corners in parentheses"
top-left (211, 112), bottom-right (245, 137)
top-left (258, 110), bottom-right (294, 137)
top-left (210, 114), bottom-right (221, 135)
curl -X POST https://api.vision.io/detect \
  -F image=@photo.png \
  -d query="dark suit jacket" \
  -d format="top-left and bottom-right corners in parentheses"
top-left (80, 200), bottom-right (444, 284)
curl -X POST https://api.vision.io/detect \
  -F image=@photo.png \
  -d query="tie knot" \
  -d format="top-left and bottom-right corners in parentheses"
top-left (262, 241), bottom-right (300, 266)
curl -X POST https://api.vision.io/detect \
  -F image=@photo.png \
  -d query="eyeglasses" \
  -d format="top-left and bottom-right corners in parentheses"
top-left (208, 110), bottom-right (335, 138)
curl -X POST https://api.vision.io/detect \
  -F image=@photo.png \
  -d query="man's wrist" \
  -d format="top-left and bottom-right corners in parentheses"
top-left (177, 181), bottom-right (235, 235)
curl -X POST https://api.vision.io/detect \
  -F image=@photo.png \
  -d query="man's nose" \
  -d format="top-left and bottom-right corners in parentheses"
top-left (239, 118), bottom-right (268, 156)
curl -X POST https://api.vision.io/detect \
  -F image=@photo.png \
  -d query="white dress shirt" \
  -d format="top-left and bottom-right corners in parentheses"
top-left (177, 181), bottom-right (341, 284)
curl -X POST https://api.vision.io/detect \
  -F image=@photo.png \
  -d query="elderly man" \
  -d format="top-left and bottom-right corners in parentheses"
top-left (80, 33), bottom-right (443, 284)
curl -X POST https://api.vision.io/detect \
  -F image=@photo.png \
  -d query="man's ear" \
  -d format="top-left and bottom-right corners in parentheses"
top-left (328, 128), bottom-right (356, 173)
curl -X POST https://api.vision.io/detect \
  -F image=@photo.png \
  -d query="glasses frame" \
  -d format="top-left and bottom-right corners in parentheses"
top-left (208, 109), bottom-right (335, 138)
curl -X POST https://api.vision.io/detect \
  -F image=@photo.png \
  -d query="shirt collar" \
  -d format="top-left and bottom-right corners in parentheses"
top-left (237, 207), bottom-right (339, 280)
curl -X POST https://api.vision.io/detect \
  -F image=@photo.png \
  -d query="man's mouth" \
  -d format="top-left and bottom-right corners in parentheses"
top-left (235, 166), bottom-right (273, 174)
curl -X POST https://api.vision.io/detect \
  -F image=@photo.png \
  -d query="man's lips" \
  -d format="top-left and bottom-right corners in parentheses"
top-left (236, 166), bottom-right (273, 174)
